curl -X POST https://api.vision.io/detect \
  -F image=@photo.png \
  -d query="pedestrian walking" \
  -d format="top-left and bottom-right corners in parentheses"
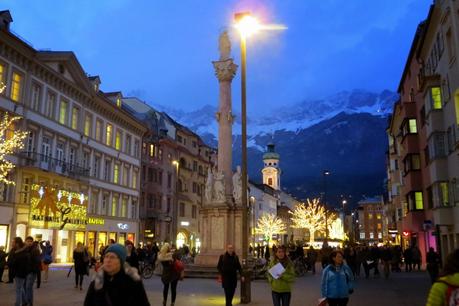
top-left (40, 240), bottom-right (53, 282)
top-left (73, 242), bottom-right (89, 290)
top-left (344, 247), bottom-right (357, 278)
top-left (426, 248), bottom-right (459, 306)
top-left (426, 247), bottom-right (441, 284)
top-left (265, 245), bottom-right (271, 262)
top-left (403, 246), bottom-right (413, 272)
top-left (307, 246), bottom-right (318, 275)
top-left (267, 245), bottom-right (295, 306)
top-left (24, 236), bottom-right (41, 306)
top-left (380, 245), bottom-right (392, 279)
top-left (84, 243), bottom-right (149, 306)
top-left (125, 240), bottom-right (139, 270)
top-left (217, 244), bottom-right (244, 306)
top-left (11, 237), bottom-right (29, 306)
top-left (33, 241), bottom-right (42, 289)
top-left (6, 242), bottom-right (17, 283)
top-left (0, 246), bottom-right (6, 282)
top-left (412, 245), bottom-right (422, 271)
top-left (321, 250), bottom-right (354, 306)
top-left (158, 243), bottom-right (181, 306)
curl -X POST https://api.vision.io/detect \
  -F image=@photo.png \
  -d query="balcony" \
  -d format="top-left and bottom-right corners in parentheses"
top-left (17, 151), bottom-right (90, 179)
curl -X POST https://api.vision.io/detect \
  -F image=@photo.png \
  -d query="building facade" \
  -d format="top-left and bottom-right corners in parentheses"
top-left (0, 13), bottom-right (145, 261)
top-left (357, 197), bottom-right (387, 245)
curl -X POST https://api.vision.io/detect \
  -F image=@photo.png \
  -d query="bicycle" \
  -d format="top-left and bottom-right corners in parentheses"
top-left (138, 260), bottom-right (154, 279)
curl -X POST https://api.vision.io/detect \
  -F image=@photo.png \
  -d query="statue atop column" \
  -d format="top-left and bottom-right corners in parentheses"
top-left (213, 170), bottom-right (226, 204)
top-left (219, 30), bottom-right (231, 61)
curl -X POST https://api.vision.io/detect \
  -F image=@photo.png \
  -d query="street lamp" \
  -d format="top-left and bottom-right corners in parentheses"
top-left (172, 160), bottom-right (180, 244)
top-left (235, 11), bottom-right (259, 304)
top-left (323, 170), bottom-right (331, 245)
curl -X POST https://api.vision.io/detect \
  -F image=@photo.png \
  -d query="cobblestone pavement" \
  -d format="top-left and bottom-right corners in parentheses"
top-left (0, 267), bottom-right (431, 306)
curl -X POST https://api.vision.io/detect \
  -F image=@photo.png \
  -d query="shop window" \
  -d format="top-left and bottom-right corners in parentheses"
top-left (0, 225), bottom-right (9, 249)
top-left (127, 233), bottom-right (135, 244)
top-left (109, 232), bottom-right (117, 243)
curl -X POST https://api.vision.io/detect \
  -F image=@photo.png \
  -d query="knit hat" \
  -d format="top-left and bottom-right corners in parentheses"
top-left (105, 243), bottom-right (127, 266)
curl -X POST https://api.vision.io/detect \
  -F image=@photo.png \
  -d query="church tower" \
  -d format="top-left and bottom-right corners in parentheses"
top-left (262, 143), bottom-right (281, 190)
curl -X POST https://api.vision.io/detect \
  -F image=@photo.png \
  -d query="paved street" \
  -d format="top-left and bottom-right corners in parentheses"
top-left (0, 266), bottom-right (431, 306)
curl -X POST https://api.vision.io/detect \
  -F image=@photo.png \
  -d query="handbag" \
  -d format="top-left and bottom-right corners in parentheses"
top-left (174, 259), bottom-right (184, 273)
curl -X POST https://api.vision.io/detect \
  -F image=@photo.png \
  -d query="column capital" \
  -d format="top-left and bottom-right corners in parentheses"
top-left (212, 59), bottom-right (238, 82)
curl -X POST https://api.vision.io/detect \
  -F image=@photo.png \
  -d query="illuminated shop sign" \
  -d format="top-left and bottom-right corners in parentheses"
top-left (117, 223), bottom-right (129, 230)
top-left (87, 217), bottom-right (105, 225)
top-left (29, 184), bottom-right (88, 230)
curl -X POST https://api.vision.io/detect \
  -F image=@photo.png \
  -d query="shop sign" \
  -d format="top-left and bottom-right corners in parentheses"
top-left (87, 217), bottom-right (105, 225)
top-left (117, 223), bottom-right (129, 230)
top-left (29, 184), bottom-right (88, 230)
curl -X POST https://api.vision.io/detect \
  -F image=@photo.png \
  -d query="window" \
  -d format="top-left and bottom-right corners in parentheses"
top-left (193, 161), bottom-right (198, 171)
top-left (125, 134), bottom-right (131, 155)
top-left (10, 72), bottom-right (22, 102)
top-left (26, 131), bottom-right (35, 155)
top-left (71, 107), bottom-right (79, 130)
top-left (31, 83), bottom-right (41, 112)
top-left (158, 148), bottom-right (163, 160)
top-left (177, 135), bottom-right (182, 143)
top-left (113, 164), bottom-right (119, 184)
top-left (149, 144), bottom-right (155, 157)
top-left (0, 62), bottom-right (6, 90)
top-left (408, 192), bottom-right (423, 210)
top-left (83, 114), bottom-right (91, 137)
top-left (360, 232), bottom-right (365, 239)
top-left (368, 213), bottom-right (373, 220)
top-left (148, 168), bottom-right (153, 182)
top-left (95, 119), bottom-right (102, 141)
top-left (90, 192), bottom-right (98, 215)
top-left (192, 205), bottom-right (197, 219)
top-left (192, 182), bottom-right (197, 193)
top-left (370, 232), bottom-right (374, 239)
top-left (404, 154), bottom-right (421, 173)
top-left (121, 198), bottom-right (127, 218)
top-left (111, 196), bottom-right (118, 217)
top-left (268, 178), bottom-right (273, 186)
top-left (134, 140), bottom-right (140, 158)
top-left (158, 171), bottom-right (163, 185)
top-left (429, 133), bottom-right (446, 159)
top-left (115, 130), bottom-right (121, 151)
top-left (106, 124), bottom-right (113, 146)
top-left (116, 97), bottom-right (121, 108)
top-left (123, 166), bottom-right (129, 186)
top-left (93, 157), bottom-right (100, 178)
top-left (132, 170), bottom-right (138, 189)
top-left (378, 232), bottom-right (382, 239)
top-left (430, 87), bottom-right (442, 110)
top-left (59, 100), bottom-right (68, 125)
top-left (45, 91), bottom-right (56, 119)
top-left (179, 203), bottom-right (185, 217)
top-left (131, 199), bottom-right (137, 219)
top-left (440, 182), bottom-right (449, 207)
top-left (167, 173), bottom-right (172, 188)
top-left (376, 214), bottom-right (381, 220)
top-left (104, 160), bottom-right (111, 181)
top-left (408, 119), bottom-right (417, 134)
top-left (102, 195), bottom-right (108, 215)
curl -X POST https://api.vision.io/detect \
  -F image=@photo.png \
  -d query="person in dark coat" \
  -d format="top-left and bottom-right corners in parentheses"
top-left (6, 243), bottom-right (17, 283)
top-left (40, 240), bottom-right (53, 282)
top-left (403, 246), bottom-right (413, 272)
top-left (307, 246), bottom-right (318, 275)
top-left (84, 243), bottom-right (150, 306)
top-left (158, 243), bottom-right (181, 306)
top-left (73, 242), bottom-right (89, 290)
top-left (24, 236), bottom-right (41, 305)
top-left (217, 244), bottom-right (244, 306)
top-left (125, 240), bottom-right (139, 270)
top-left (426, 247), bottom-right (441, 284)
top-left (11, 237), bottom-right (30, 306)
top-left (265, 245), bottom-right (271, 261)
top-left (0, 246), bottom-right (6, 282)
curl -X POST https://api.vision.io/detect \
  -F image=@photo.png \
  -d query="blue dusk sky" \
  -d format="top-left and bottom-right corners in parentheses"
top-left (4, 0), bottom-right (431, 114)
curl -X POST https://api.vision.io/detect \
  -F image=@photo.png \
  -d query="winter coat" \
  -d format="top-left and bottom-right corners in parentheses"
top-left (28, 246), bottom-right (42, 273)
top-left (0, 250), bottom-right (6, 269)
top-left (11, 247), bottom-right (31, 278)
top-left (267, 258), bottom-right (295, 293)
top-left (74, 249), bottom-right (89, 275)
top-left (126, 249), bottom-right (139, 270)
top-left (84, 264), bottom-right (150, 306)
top-left (217, 252), bottom-right (242, 289)
top-left (321, 264), bottom-right (354, 299)
top-left (412, 247), bottom-right (422, 262)
top-left (426, 272), bottom-right (459, 306)
top-left (158, 251), bottom-right (180, 283)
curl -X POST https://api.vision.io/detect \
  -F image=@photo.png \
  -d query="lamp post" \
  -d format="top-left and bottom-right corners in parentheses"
top-left (234, 11), bottom-right (261, 304)
top-left (172, 160), bottom-right (179, 244)
top-left (323, 170), bottom-right (331, 244)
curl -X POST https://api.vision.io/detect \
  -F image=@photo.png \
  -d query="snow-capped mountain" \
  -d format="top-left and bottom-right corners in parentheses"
top-left (153, 89), bottom-right (398, 143)
top-left (153, 89), bottom-right (398, 206)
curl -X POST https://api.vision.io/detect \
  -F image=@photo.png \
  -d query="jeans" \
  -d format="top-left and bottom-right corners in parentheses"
top-left (25, 272), bottom-right (36, 305)
top-left (162, 279), bottom-right (178, 303)
top-left (272, 291), bottom-right (291, 306)
top-left (223, 285), bottom-right (236, 306)
top-left (75, 273), bottom-right (84, 287)
top-left (14, 277), bottom-right (26, 306)
top-left (327, 298), bottom-right (349, 306)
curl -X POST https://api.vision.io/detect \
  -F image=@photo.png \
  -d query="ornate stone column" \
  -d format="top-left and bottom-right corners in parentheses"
top-left (213, 58), bottom-right (237, 200)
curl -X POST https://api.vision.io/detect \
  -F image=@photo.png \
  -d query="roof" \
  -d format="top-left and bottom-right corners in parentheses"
top-left (358, 196), bottom-right (383, 205)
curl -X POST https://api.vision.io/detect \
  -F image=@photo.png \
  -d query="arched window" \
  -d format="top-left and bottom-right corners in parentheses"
top-left (268, 178), bottom-right (273, 186)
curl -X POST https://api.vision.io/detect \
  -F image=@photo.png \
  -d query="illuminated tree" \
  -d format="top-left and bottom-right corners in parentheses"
top-left (328, 217), bottom-right (346, 240)
top-left (0, 112), bottom-right (28, 185)
top-left (255, 213), bottom-right (287, 244)
top-left (290, 198), bottom-right (327, 243)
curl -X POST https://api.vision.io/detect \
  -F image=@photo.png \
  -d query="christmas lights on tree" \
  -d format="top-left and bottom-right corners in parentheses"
top-left (290, 198), bottom-right (327, 243)
top-left (0, 112), bottom-right (28, 185)
top-left (255, 213), bottom-right (287, 244)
